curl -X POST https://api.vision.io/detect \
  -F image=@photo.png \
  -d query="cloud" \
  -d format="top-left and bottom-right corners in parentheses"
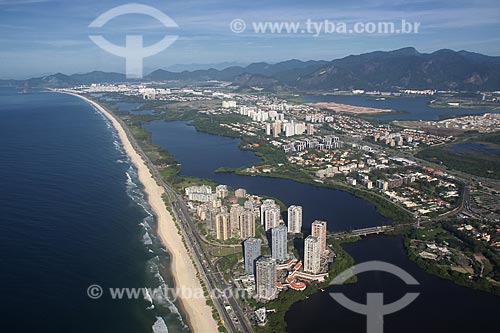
top-left (36, 39), bottom-right (90, 47)
top-left (0, 0), bottom-right (52, 4)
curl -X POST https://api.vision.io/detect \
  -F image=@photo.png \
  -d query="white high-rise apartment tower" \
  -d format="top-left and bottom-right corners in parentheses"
top-left (271, 225), bottom-right (288, 261)
top-left (311, 220), bottom-right (327, 253)
top-left (304, 235), bottom-right (321, 274)
top-left (255, 257), bottom-right (277, 301)
top-left (287, 205), bottom-right (302, 234)
top-left (261, 199), bottom-right (280, 231)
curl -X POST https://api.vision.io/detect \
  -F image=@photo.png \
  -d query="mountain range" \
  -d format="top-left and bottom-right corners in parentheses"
top-left (2, 47), bottom-right (500, 91)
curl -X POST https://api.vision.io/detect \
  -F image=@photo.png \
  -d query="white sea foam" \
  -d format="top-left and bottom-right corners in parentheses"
top-left (142, 232), bottom-right (153, 245)
top-left (146, 259), bottom-right (186, 328)
top-left (113, 140), bottom-right (123, 152)
top-left (86, 98), bottom-right (178, 331)
top-left (147, 257), bottom-right (165, 284)
top-left (152, 317), bottom-right (168, 333)
top-left (125, 172), bottom-right (134, 186)
top-left (99, 121), bottom-right (184, 332)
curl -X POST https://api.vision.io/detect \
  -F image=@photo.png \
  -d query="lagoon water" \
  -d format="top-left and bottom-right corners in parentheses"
top-left (449, 142), bottom-right (500, 156)
top-left (143, 120), bottom-right (391, 232)
top-left (286, 235), bottom-right (500, 333)
top-left (144, 119), bottom-right (500, 333)
top-left (115, 101), bottom-right (155, 115)
top-left (304, 95), bottom-right (496, 121)
top-left (0, 89), bottom-right (187, 333)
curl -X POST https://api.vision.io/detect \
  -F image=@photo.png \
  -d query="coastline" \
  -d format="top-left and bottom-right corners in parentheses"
top-left (66, 92), bottom-right (219, 333)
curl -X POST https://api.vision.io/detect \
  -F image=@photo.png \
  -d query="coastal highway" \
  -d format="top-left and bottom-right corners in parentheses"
top-left (112, 109), bottom-right (253, 333)
top-left (166, 191), bottom-right (254, 333)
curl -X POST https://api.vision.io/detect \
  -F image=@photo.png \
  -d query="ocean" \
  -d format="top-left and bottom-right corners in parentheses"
top-left (0, 88), bottom-right (187, 333)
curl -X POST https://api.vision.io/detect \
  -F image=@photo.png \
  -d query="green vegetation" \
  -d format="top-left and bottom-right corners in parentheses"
top-left (416, 132), bottom-right (500, 179)
top-left (404, 223), bottom-right (500, 295)
top-left (216, 253), bottom-right (242, 281)
top-left (191, 113), bottom-right (251, 138)
top-left (429, 96), bottom-right (500, 110)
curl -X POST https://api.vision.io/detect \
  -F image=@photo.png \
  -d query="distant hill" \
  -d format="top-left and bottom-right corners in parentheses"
top-left (143, 59), bottom-right (328, 83)
top-left (161, 62), bottom-right (248, 72)
top-left (9, 48), bottom-right (500, 91)
top-left (70, 71), bottom-right (126, 84)
top-left (291, 48), bottom-right (500, 91)
top-left (0, 71), bottom-right (127, 88)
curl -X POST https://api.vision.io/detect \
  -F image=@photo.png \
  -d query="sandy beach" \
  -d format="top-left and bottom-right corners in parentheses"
top-left (68, 93), bottom-right (219, 333)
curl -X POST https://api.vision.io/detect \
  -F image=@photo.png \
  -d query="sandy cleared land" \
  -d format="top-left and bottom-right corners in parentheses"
top-left (67, 93), bottom-right (218, 333)
top-left (315, 101), bottom-right (393, 114)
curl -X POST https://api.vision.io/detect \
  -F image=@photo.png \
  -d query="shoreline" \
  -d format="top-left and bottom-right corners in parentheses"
top-left (65, 92), bottom-right (218, 333)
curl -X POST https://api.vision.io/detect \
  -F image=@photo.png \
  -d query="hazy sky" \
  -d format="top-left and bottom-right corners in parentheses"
top-left (1, 0), bottom-right (500, 78)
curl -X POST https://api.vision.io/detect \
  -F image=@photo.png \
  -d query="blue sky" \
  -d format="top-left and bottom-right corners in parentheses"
top-left (1, 0), bottom-right (500, 78)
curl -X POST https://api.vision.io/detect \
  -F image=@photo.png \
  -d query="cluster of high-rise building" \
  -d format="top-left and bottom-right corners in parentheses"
top-left (185, 185), bottom-right (217, 202)
top-left (188, 185), bottom-right (257, 241)
top-left (213, 204), bottom-right (257, 241)
top-left (252, 223), bottom-right (288, 301)
top-left (302, 220), bottom-right (328, 274)
top-left (186, 184), bottom-right (331, 302)
top-left (265, 119), bottom-right (311, 138)
top-left (246, 209), bottom-right (328, 301)
top-left (238, 104), bottom-right (316, 139)
top-left (373, 132), bottom-right (413, 147)
top-left (244, 220), bottom-right (290, 301)
top-left (239, 106), bottom-right (285, 123)
top-left (230, 204), bottom-right (256, 240)
top-left (282, 135), bottom-right (343, 153)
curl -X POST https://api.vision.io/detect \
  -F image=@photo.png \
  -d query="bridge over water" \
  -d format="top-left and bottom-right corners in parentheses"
top-left (329, 225), bottom-right (397, 239)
